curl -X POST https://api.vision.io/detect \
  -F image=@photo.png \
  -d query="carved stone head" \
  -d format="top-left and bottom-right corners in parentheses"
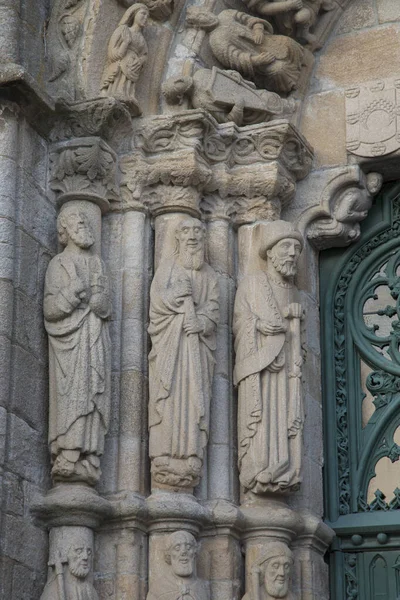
top-left (67, 532), bottom-right (93, 580)
top-left (58, 204), bottom-right (94, 250)
top-left (260, 220), bottom-right (303, 278)
top-left (120, 3), bottom-right (149, 28)
top-left (175, 217), bottom-right (206, 269)
top-left (164, 531), bottom-right (198, 578)
top-left (186, 7), bottom-right (219, 31)
top-left (260, 542), bottom-right (293, 599)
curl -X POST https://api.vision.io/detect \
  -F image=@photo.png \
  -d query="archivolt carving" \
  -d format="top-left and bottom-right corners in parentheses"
top-left (101, 4), bottom-right (150, 116)
top-left (185, 8), bottom-right (305, 94)
top-left (163, 67), bottom-right (295, 126)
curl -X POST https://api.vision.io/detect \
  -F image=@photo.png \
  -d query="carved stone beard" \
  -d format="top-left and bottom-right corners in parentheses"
top-left (269, 252), bottom-right (297, 278)
top-left (178, 246), bottom-right (204, 271)
top-left (69, 228), bottom-right (94, 250)
top-left (69, 561), bottom-right (90, 580)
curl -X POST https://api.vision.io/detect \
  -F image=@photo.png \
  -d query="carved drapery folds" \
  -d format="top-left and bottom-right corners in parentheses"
top-left (101, 4), bottom-right (150, 116)
top-left (148, 218), bottom-right (220, 490)
top-left (185, 8), bottom-right (305, 95)
top-left (234, 221), bottom-right (304, 495)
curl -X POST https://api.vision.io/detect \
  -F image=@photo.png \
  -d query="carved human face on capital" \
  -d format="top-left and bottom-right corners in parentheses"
top-left (68, 543), bottom-right (92, 579)
top-left (176, 219), bottom-right (205, 255)
top-left (66, 212), bottom-right (94, 250)
top-left (169, 535), bottom-right (196, 577)
top-left (264, 556), bottom-right (292, 598)
top-left (268, 238), bottom-right (301, 278)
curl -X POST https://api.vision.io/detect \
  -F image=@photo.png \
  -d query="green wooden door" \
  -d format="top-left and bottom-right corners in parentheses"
top-left (320, 182), bottom-right (400, 599)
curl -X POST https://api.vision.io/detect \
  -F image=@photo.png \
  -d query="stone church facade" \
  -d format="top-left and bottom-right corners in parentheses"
top-left (1, 1), bottom-right (400, 598)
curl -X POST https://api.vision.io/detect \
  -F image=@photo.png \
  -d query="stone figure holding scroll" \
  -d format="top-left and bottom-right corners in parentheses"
top-left (186, 7), bottom-right (304, 93)
top-left (147, 531), bottom-right (210, 600)
top-left (242, 542), bottom-right (294, 600)
top-left (44, 204), bottom-right (111, 486)
top-left (40, 528), bottom-right (98, 600)
top-left (233, 220), bottom-right (304, 494)
top-left (148, 218), bottom-right (219, 489)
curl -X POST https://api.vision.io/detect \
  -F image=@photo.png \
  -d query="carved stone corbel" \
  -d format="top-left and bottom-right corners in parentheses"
top-left (297, 166), bottom-right (383, 250)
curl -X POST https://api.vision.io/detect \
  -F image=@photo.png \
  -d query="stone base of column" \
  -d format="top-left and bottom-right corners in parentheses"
top-left (31, 483), bottom-right (112, 529)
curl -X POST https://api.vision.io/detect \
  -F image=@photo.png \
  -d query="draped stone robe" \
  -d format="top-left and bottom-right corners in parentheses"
top-left (44, 250), bottom-right (111, 464)
top-left (233, 270), bottom-right (302, 494)
top-left (147, 572), bottom-right (210, 600)
top-left (148, 258), bottom-right (219, 468)
top-left (208, 10), bottom-right (304, 93)
top-left (40, 571), bottom-right (99, 600)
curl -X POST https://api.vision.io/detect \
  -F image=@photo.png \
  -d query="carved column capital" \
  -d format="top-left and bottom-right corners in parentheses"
top-left (119, 110), bottom-right (313, 221)
top-left (49, 136), bottom-right (118, 210)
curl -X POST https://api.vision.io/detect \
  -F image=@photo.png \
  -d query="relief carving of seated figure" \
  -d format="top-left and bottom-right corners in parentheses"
top-left (186, 7), bottom-right (305, 94)
top-left (147, 531), bottom-right (210, 600)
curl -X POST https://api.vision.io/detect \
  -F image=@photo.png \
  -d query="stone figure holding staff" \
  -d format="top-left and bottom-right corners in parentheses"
top-left (233, 220), bottom-right (304, 495)
top-left (148, 218), bottom-right (219, 489)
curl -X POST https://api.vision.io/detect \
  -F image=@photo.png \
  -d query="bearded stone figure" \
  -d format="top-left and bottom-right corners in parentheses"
top-left (147, 531), bottom-right (210, 600)
top-left (243, 543), bottom-right (294, 600)
top-left (102, 3), bottom-right (149, 114)
top-left (185, 7), bottom-right (304, 94)
top-left (40, 528), bottom-right (98, 600)
top-left (148, 218), bottom-right (219, 489)
top-left (233, 220), bottom-right (304, 494)
top-left (44, 204), bottom-right (111, 486)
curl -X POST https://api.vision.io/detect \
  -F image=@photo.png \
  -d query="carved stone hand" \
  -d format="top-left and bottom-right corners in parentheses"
top-left (284, 302), bottom-right (303, 319)
top-left (257, 319), bottom-right (287, 335)
top-left (183, 315), bottom-right (204, 335)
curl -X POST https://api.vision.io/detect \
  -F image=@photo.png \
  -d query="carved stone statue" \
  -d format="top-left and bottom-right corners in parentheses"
top-left (147, 531), bottom-right (210, 600)
top-left (148, 218), bottom-right (219, 489)
top-left (101, 3), bottom-right (149, 114)
top-left (163, 67), bottom-right (295, 125)
top-left (233, 220), bottom-right (304, 494)
top-left (185, 8), bottom-right (304, 93)
top-left (243, 542), bottom-right (294, 600)
top-left (40, 527), bottom-right (98, 600)
top-left (242, 0), bottom-right (335, 45)
top-left (44, 203), bottom-right (111, 486)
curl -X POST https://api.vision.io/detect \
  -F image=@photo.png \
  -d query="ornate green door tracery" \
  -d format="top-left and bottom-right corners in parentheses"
top-left (321, 182), bottom-right (400, 599)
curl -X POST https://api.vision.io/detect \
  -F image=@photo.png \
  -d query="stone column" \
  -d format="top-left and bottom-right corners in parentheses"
top-left (29, 97), bottom-right (126, 597)
top-left (0, 100), bottom-right (20, 597)
top-left (200, 194), bottom-right (236, 503)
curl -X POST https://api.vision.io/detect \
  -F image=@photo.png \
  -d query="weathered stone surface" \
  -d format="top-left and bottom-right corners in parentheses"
top-left (316, 27), bottom-right (400, 91)
top-left (335, 0), bottom-right (376, 34)
top-left (301, 91), bottom-right (346, 167)
top-left (377, 0), bottom-right (400, 24)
